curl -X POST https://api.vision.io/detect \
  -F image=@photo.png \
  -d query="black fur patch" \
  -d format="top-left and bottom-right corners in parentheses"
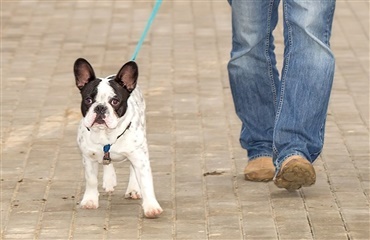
top-left (109, 79), bottom-right (131, 117)
top-left (80, 79), bottom-right (101, 117)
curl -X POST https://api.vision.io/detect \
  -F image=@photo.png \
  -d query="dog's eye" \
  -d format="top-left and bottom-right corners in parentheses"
top-left (85, 97), bottom-right (93, 105)
top-left (110, 99), bottom-right (119, 106)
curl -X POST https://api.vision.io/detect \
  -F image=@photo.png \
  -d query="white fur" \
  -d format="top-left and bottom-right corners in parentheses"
top-left (77, 78), bottom-right (163, 218)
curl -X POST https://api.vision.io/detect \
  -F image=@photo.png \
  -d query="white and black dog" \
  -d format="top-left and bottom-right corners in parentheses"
top-left (73, 58), bottom-right (162, 218)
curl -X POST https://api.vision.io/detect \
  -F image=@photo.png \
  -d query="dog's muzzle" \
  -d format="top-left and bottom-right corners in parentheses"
top-left (94, 104), bottom-right (108, 124)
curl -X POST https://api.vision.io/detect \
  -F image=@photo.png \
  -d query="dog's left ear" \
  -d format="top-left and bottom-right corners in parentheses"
top-left (115, 61), bottom-right (138, 92)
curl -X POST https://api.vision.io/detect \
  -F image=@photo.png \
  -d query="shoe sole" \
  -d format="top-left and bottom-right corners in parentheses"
top-left (274, 158), bottom-right (316, 191)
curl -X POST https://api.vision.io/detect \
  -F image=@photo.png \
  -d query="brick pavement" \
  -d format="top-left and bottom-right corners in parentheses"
top-left (1, 1), bottom-right (369, 239)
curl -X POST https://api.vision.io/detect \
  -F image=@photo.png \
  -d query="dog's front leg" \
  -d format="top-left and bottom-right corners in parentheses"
top-left (128, 150), bottom-right (163, 218)
top-left (80, 157), bottom-right (100, 209)
top-left (103, 163), bottom-right (117, 193)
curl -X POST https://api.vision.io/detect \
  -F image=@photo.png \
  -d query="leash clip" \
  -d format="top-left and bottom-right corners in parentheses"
top-left (101, 122), bottom-right (131, 165)
top-left (103, 144), bottom-right (112, 165)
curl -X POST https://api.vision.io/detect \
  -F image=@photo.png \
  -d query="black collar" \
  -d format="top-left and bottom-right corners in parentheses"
top-left (115, 122), bottom-right (131, 140)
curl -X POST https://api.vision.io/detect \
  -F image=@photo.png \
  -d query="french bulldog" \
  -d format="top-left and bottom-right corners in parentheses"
top-left (73, 58), bottom-right (162, 218)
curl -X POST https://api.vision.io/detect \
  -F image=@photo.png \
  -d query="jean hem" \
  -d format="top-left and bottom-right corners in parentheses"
top-left (248, 154), bottom-right (273, 162)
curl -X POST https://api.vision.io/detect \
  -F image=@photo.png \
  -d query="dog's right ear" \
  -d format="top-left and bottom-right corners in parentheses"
top-left (73, 58), bottom-right (96, 90)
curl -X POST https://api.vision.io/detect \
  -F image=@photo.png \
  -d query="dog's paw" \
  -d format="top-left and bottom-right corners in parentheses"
top-left (124, 190), bottom-right (142, 199)
top-left (103, 166), bottom-right (117, 193)
top-left (80, 192), bottom-right (99, 209)
top-left (144, 206), bottom-right (163, 219)
top-left (143, 201), bottom-right (163, 218)
top-left (103, 178), bottom-right (117, 193)
top-left (80, 198), bottom-right (99, 209)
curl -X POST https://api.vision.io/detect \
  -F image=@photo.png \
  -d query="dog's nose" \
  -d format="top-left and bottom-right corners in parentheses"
top-left (94, 104), bottom-right (107, 115)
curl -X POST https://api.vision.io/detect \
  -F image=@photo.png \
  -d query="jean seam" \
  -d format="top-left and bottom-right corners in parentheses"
top-left (310, 122), bottom-right (325, 158)
top-left (325, 1), bottom-right (336, 46)
top-left (273, 1), bottom-right (293, 158)
top-left (265, 0), bottom-right (277, 108)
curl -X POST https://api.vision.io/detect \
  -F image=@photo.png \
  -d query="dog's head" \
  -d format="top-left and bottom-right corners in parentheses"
top-left (73, 58), bottom-right (138, 130)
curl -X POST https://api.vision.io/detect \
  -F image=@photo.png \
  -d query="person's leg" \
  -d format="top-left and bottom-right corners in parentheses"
top-left (273, 0), bottom-right (336, 190)
top-left (228, 0), bottom-right (282, 181)
top-left (228, 0), bottom-right (280, 166)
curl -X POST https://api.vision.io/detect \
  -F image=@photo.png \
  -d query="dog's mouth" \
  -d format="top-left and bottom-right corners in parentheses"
top-left (93, 115), bottom-right (106, 125)
top-left (85, 112), bottom-right (118, 130)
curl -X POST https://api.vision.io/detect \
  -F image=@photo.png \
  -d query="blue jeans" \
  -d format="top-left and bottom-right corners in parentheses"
top-left (227, 0), bottom-right (336, 171)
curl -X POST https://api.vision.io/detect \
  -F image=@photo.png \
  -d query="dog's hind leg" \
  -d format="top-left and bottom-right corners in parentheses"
top-left (125, 164), bottom-right (142, 199)
top-left (127, 149), bottom-right (163, 218)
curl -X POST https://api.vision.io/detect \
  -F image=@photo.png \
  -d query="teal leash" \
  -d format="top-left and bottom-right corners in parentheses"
top-left (130, 0), bottom-right (163, 61)
top-left (102, 1), bottom-right (162, 165)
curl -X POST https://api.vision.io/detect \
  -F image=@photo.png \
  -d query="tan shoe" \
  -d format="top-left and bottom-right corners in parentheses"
top-left (244, 157), bottom-right (275, 182)
top-left (274, 155), bottom-right (316, 191)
